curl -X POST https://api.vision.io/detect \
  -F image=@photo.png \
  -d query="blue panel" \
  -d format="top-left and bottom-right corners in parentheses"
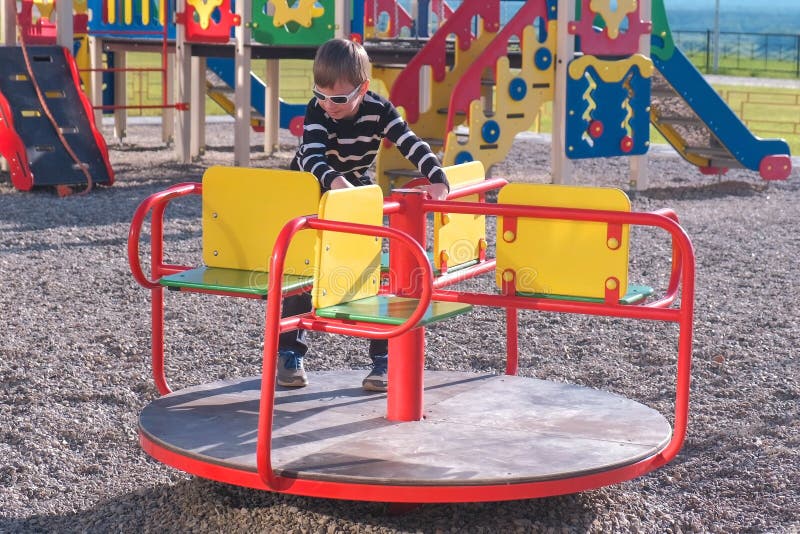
top-left (565, 62), bottom-right (651, 159)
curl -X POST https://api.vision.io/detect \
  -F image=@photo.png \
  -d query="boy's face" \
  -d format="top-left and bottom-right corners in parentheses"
top-left (314, 80), bottom-right (368, 121)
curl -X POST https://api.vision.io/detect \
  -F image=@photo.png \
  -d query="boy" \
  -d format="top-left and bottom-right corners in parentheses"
top-left (279, 38), bottom-right (450, 392)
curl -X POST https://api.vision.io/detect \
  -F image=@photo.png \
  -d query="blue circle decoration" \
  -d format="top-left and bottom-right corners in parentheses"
top-left (455, 151), bottom-right (474, 164)
top-left (481, 120), bottom-right (501, 143)
top-left (535, 47), bottom-right (552, 71)
top-left (508, 77), bottom-right (527, 101)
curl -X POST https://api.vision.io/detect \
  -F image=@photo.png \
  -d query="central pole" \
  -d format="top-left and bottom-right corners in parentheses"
top-left (386, 190), bottom-right (428, 421)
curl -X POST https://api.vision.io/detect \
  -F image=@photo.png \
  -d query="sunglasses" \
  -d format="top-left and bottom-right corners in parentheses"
top-left (312, 83), bottom-right (363, 105)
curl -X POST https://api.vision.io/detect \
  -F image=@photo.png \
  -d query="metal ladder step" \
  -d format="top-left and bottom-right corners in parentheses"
top-left (685, 145), bottom-right (733, 158)
top-left (655, 115), bottom-right (706, 126)
top-left (437, 108), bottom-right (496, 118)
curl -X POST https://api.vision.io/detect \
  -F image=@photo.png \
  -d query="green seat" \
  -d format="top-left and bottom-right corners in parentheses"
top-left (518, 284), bottom-right (655, 305)
top-left (315, 295), bottom-right (472, 326)
top-left (312, 185), bottom-right (472, 328)
top-left (380, 251), bottom-right (480, 274)
top-left (160, 266), bottom-right (312, 298)
top-left (157, 167), bottom-right (321, 299)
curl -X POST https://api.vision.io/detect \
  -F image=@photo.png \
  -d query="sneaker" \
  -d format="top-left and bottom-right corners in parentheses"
top-left (277, 351), bottom-right (308, 387)
top-left (362, 354), bottom-right (388, 392)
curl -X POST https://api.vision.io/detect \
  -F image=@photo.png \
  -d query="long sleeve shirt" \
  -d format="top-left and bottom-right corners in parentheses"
top-left (291, 90), bottom-right (449, 191)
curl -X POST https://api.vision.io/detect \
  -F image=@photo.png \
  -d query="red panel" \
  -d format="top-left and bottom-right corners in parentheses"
top-left (568, 0), bottom-right (652, 56)
top-left (365, 0), bottom-right (414, 37)
top-left (183, 0), bottom-right (241, 44)
top-left (17, 0), bottom-right (58, 45)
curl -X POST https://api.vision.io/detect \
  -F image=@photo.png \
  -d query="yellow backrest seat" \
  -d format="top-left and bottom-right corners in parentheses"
top-left (433, 161), bottom-right (487, 271)
top-left (202, 166), bottom-right (320, 276)
top-left (496, 183), bottom-right (631, 301)
top-left (312, 185), bottom-right (384, 309)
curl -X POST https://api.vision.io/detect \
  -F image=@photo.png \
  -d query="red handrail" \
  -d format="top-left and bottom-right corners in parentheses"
top-left (127, 182), bottom-right (201, 289)
top-left (128, 181), bottom-right (201, 395)
top-left (257, 215), bottom-right (434, 489)
top-left (422, 198), bottom-right (695, 468)
top-left (647, 208), bottom-right (683, 308)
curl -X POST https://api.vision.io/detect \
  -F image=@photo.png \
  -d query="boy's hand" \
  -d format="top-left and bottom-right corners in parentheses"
top-left (416, 182), bottom-right (449, 201)
top-left (330, 176), bottom-right (355, 190)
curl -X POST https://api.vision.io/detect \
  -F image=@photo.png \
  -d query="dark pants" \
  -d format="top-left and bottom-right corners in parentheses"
top-left (279, 292), bottom-right (388, 357)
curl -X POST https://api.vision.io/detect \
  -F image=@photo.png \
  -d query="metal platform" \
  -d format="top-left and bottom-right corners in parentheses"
top-left (139, 370), bottom-right (671, 499)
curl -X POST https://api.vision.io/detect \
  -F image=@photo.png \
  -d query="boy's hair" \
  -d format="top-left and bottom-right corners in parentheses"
top-left (313, 38), bottom-right (370, 88)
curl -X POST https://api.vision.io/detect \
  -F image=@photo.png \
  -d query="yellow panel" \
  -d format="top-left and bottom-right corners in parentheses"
top-left (107, 0), bottom-right (115, 23)
top-left (313, 185), bottom-right (383, 309)
top-left (202, 166), bottom-right (320, 275)
top-left (567, 54), bottom-right (654, 82)
top-left (433, 161), bottom-right (487, 270)
top-left (589, 0), bottom-right (637, 39)
top-left (34, 0), bottom-right (55, 19)
top-left (496, 183), bottom-right (631, 299)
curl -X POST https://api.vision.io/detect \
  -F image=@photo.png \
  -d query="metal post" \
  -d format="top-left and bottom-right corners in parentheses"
top-left (114, 52), bottom-right (127, 140)
top-left (3, 0), bottom-right (17, 45)
top-left (233, 0), bottom-right (252, 167)
top-left (552, 0), bottom-right (575, 184)
top-left (264, 59), bottom-right (280, 156)
top-left (175, 0), bottom-right (192, 163)
top-left (335, 0), bottom-right (348, 38)
top-left (88, 35), bottom-right (104, 126)
top-left (630, 0), bottom-right (651, 191)
top-left (713, 0), bottom-right (720, 74)
top-left (160, 54), bottom-right (174, 143)
top-left (796, 35), bottom-right (799, 77)
top-left (0, 0), bottom-right (9, 173)
top-left (190, 56), bottom-right (205, 158)
top-left (55, 0), bottom-right (73, 49)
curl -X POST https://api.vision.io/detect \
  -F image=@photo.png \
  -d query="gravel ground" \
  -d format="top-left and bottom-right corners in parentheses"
top-left (1, 123), bottom-right (798, 533)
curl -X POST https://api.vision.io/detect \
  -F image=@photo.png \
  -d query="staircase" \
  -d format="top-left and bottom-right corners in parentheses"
top-left (375, 0), bottom-right (559, 191)
top-left (205, 57), bottom-right (306, 135)
top-left (205, 68), bottom-right (265, 132)
top-left (375, 2), bottom-right (502, 192)
top-left (442, 0), bottom-right (556, 169)
top-left (650, 68), bottom-right (739, 173)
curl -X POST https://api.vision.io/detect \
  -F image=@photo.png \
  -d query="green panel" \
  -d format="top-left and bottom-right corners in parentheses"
top-left (316, 295), bottom-right (473, 326)
top-left (518, 284), bottom-right (654, 305)
top-left (650, 0), bottom-right (675, 61)
top-left (160, 267), bottom-right (312, 297)
top-left (251, 0), bottom-right (335, 46)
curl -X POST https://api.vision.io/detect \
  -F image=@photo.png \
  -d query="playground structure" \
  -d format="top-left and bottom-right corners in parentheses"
top-left (127, 162), bottom-right (695, 502)
top-left (0, 0), bottom-right (793, 192)
top-left (0, 44), bottom-right (114, 191)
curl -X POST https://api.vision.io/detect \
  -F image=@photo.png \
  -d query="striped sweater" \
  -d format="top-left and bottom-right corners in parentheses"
top-left (291, 90), bottom-right (449, 191)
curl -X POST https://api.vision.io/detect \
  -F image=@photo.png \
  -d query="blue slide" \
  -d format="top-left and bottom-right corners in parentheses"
top-left (206, 57), bottom-right (306, 132)
top-left (650, 0), bottom-right (791, 179)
